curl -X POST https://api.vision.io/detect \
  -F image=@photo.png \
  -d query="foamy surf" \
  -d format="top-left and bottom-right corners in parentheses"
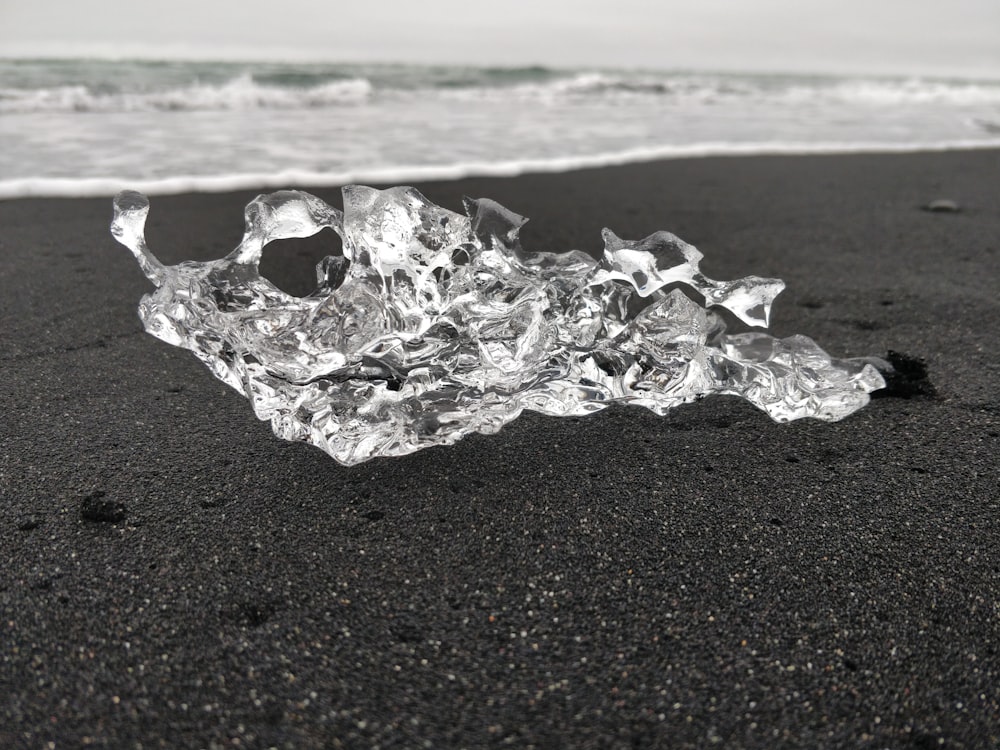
top-left (0, 74), bottom-right (373, 113)
top-left (2, 59), bottom-right (999, 200)
top-left (3, 140), bottom-right (999, 200)
top-left (3, 65), bottom-right (1000, 113)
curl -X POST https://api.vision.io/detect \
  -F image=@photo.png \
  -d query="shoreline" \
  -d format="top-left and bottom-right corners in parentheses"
top-left (2, 148), bottom-right (998, 747)
top-left (3, 141), bottom-right (1000, 200)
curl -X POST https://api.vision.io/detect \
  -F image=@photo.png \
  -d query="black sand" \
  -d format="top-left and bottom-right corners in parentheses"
top-left (2, 150), bottom-right (999, 748)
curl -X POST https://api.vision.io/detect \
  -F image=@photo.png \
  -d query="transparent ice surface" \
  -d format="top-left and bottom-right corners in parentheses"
top-left (111, 187), bottom-right (884, 465)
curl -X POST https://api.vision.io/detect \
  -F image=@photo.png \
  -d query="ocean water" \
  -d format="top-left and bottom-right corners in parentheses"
top-left (2, 58), bottom-right (1000, 198)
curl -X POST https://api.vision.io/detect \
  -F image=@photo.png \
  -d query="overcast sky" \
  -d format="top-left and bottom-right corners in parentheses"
top-left (2, 0), bottom-right (998, 78)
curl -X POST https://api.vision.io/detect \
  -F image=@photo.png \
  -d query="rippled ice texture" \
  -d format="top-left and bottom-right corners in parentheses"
top-left (111, 186), bottom-right (884, 465)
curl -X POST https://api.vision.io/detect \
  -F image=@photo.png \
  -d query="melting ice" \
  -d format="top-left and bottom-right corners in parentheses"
top-left (111, 187), bottom-right (884, 465)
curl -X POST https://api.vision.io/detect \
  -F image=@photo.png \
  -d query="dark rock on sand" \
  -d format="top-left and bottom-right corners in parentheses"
top-left (80, 490), bottom-right (127, 523)
top-left (872, 350), bottom-right (938, 400)
top-left (16, 515), bottom-right (44, 531)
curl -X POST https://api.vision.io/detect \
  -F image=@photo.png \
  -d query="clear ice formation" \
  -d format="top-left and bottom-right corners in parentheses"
top-left (111, 187), bottom-right (884, 466)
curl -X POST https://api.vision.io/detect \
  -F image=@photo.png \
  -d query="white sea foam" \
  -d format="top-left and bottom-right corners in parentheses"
top-left (4, 68), bottom-right (1000, 113)
top-left (0, 74), bottom-right (372, 113)
top-left (433, 72), bottom-right (1000, 106)
top-left (2, 60), bottom-right (999, 199)
top-left (785, 78), bottom-right (1000, 106)
top-left (3, 139), bottom-right (999, 201)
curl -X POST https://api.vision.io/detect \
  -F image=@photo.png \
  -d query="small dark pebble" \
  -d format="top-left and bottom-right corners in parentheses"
top-left (363, 509), bottom-right (385, 522)
top-left (390, 614), bottom-right (425, 644)
top-left (872, 351), bottom-right (937, 400)
top-left (17, 516), bottom-right (44, 531)
top-left (226, 600), bottom-right (276, 628)
top-left (80, 490), bottom-right (127, 523)
top-left (922, 199), bottom-right (961, 213)
top-left (912, 734), bottom-right (945, 750)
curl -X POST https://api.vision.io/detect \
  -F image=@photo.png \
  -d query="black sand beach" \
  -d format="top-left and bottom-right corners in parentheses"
top-left (2, 150), bottom-right (999, 748)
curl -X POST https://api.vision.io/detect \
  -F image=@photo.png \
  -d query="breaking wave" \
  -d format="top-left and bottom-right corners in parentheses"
top-left (440, 71), bottom-right (1000, 106)
top-left (0, 74), bottom-right (372, 113)
top-left (2, 59), bottom-right (999, 199)
top-left (3, 64), bottom-right (1000, 113)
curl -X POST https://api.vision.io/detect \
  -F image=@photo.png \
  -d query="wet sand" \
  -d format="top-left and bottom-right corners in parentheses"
top-left (2, 150), bottom-right (999, 748)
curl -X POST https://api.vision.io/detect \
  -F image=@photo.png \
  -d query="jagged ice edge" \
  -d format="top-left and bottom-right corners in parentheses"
top-left (111, 186), bottom-right (884, 466)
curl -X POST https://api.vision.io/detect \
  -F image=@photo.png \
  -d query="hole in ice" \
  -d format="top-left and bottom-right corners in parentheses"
top-left (257, 226), bottom-right (344, 298)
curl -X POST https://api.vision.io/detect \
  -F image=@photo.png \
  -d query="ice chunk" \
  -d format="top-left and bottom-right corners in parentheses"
top-left (111, 187), bottom-right (884, 466)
